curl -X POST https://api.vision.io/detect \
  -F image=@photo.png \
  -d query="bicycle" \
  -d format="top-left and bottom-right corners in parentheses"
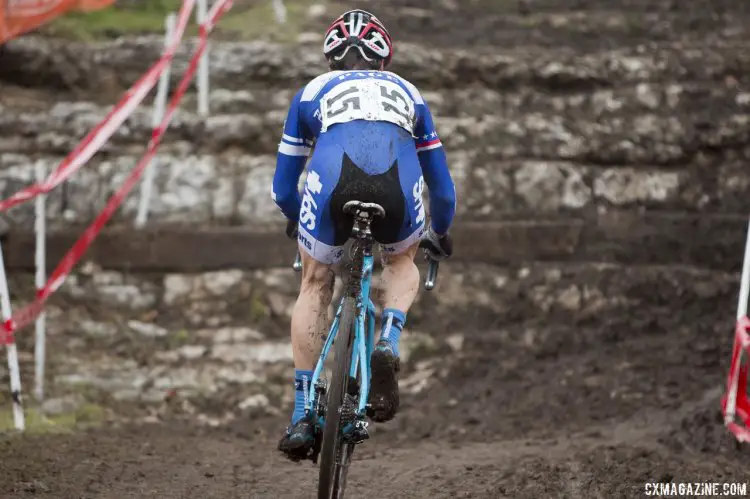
top-left (290, 200), bottom-right (440, 499)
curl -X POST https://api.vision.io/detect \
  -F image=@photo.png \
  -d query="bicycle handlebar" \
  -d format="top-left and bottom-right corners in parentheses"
top-left (291, 250), bottom-right (440, 291)
top-left (423, 257), bottom-right (439, 291)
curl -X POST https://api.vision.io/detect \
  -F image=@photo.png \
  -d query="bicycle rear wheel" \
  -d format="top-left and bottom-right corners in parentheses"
top-left (318, 296), bottom-right (357, 499)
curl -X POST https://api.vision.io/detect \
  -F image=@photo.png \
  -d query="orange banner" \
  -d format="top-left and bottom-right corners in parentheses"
top-left (1, 0), bottom-right (115, 44)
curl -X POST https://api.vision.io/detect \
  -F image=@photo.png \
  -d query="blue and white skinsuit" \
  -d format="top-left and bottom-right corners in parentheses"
top-left (272, 70), bottom-right (456, 263)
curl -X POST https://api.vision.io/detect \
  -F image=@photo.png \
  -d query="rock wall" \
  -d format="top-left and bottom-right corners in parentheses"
top-left (0, 0), bottom-right (747, 425)
top-left (0, 32), bottom-right (748, 229)
top-left (3, 258), bottom-right (736, 421)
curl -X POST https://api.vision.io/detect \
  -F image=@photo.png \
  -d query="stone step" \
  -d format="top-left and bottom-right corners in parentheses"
top-left (0, 152), bottom-right (278, 228)
top-left (413, 260), bottom-right (738, 331)
top-left (374, 1), bottom-right (748, 57)
top-left (7, 259), bottom-right (737, 343)
top-left (3, 212), bottom-right (747, 273)
top-left (176, 82), bottom-right (748, 125)
top-left (1, 36), bottom-right (748, 94)
top-left (1, 151), bottom-right (747, 229)
top-left (1, 101), bottom-right (747, 223)
top-left (2, 80), bottom-right (747, 166)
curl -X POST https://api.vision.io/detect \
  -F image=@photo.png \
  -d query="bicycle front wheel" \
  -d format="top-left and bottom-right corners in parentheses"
top-left (318, 296), bottom-right (357, 499)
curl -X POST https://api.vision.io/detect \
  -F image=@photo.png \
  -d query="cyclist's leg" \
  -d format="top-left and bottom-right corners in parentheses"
top-left (279, 146), bottom-right (348, 458)
top-left (291, 250), bottom-right (334, 371)
top-left (367, 145), bottom-right (427, 422)
top-left (379, 241), bottom-right (421, 346)
top-left (374, 142), bottom-right (427, 356)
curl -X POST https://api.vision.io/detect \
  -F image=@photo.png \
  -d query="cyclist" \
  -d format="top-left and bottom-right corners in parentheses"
top-left (272, 9), bottom-right (456, 461)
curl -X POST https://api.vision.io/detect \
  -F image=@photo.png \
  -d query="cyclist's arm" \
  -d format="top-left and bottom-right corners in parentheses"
top-left (414, 100), bottom-right (456, 235)
top-left (272, 88), bottom-right (313, 222)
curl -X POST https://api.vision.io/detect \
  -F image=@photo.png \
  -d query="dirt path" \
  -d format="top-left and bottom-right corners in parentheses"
top-left (1, 305), bottom-right (748, 499)
top-left (0, 385), bottom-right (746, 498)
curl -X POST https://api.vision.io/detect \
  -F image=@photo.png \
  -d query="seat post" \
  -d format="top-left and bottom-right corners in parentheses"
top-left (344, 200), bottom-right (386, 270)
top-left (344, 201), bottom-right (386, 243)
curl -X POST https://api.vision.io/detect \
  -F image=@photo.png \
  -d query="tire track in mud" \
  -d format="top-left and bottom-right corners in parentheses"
top-left (0, 386), bottom-right (738, 499)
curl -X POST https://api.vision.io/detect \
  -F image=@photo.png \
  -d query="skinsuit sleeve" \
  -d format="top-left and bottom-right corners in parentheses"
top-left (272, 88), bottom-right (314, 222)
top-left (413, 99), bottom-right (456, 235)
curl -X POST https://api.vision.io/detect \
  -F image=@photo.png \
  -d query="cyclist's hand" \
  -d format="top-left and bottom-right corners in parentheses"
top-left (286, 219), bottom-right (299, 240)
top-left (420, 226), bottom-right (453, 261)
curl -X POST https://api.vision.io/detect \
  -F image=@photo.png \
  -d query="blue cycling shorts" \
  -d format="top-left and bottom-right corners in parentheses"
top-left (296, 121), bottom-right (427, 264)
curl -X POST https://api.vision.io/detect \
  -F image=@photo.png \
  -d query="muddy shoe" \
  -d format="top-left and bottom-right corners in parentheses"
top-left (367, 341), bottom-right (400, 422)
top-left (278, 415), bottom-right (316, 461)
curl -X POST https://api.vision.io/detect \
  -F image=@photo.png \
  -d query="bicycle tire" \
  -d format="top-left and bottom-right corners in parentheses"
top-left (318, 296), bottom-right (357, 499)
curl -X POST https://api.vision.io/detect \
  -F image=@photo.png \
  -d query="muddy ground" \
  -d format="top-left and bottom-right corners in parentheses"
top-left (1, 0), bottom-right (750, 497)
top-left (1, 268), bottom-right (749, 499)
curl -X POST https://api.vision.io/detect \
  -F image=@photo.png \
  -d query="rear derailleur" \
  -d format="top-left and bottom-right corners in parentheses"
top-left (341, 377), bottom-right (370, 444)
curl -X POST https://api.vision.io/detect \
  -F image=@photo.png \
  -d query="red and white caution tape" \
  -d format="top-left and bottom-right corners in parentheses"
top-left (722, 217), bottom-right (750, 442)
top-left (722, 317), bottom-right (750, 442)
top-left (0, 0), bottom-right (234, 344)
top-left (0, 0), bottom-right (197, 214)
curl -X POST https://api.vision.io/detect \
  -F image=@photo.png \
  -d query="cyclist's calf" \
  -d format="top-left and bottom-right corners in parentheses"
top-left (291, 252), bottom-right (336, 369)
top-left (379, 242), bottom-right (420, 319)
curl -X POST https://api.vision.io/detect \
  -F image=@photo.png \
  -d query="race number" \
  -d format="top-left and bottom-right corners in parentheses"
top-left (320, 79), bottom-right (416, 134)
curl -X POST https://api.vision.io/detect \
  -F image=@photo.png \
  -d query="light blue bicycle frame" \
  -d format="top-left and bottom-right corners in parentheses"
top-left (306, 253), bottom-right (377, 419)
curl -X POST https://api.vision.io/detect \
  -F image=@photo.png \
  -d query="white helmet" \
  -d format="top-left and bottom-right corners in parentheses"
top-left (323, 10), bottom-right (393, 67)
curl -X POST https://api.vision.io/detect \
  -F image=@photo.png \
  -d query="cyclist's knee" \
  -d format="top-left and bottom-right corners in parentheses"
top-left (382, 242), bottom-right (420, 268)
